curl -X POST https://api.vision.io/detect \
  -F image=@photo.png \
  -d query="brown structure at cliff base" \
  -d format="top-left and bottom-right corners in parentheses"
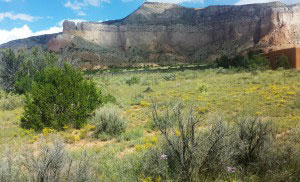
top-left (264, 48), bottom-right (300, 70)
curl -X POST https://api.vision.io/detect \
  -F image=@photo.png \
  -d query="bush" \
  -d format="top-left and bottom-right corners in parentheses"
top-left (144, 103), bottom-right (232, 181)
top-left (0, 49), bottom-right (24, 92)
top-left (0, 149), bottom-right (23, 181)
top-left (0, 48), bottom-right (58, 94)
top-left (150, 102), bottom-right (179, 130)
top-left (92, 104), bottom-right (126, 137)
top-left (162, 74), bottom-right (176, 81)
top-left (275, 55), bottom-right (291, 69)
top-left (125, 76), bottom-right (140, 85)
top-left (232, 117), bottom-right (274, 171)
top-left (216, 51), bottom-right (269, 70)
top-left (0, 90), bottom-right (23, 110)
top-left (0, 140), bottom-right (97, 182)
top-left (21, 64), bottom-right (102, 131)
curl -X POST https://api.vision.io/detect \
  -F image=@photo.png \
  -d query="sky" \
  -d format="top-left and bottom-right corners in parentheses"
top-left (0, 0), bottom-right (300, 45)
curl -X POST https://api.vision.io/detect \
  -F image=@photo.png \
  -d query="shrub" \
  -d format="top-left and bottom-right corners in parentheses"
top-left (21, 64), bottom-right (102, 131)
top-left (22, 140), bottom-right (96, 182)
top-left (92, 104), bottom-right (126, 137)
top-left (0, 48), bottom-right (58, 93)
top-left (150, 102), bottom-right (179, 130)
top-left (101, 94), bottom-right (116, 104)
top-left (275, 55), bottom-right (291, 69)
top-left (0, 90), bottom-right (23, 110)
top-left (14, 47), bottom-right (58, 94)
top-left (0, 49), bottom-right (24, 92)
top-left (125, 76), bottom-right (140, 85)
top-left (0, 140), bottom-right (97, 182)
top-left (216, 51), bottom-right (269, 70)
top-left (162, 74), bottom-right (176, 81)
top-left (0, 149), bottom-right (23, 181)
top-left (232, 117), bottom-right (274, 171)
top-left (144, 103), bottom-right (232, 181)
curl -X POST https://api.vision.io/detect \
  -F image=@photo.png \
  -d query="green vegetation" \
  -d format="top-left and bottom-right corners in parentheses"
top-left (0, 48), bottom-right (58, 94)
top-left (216, 50), bottom-right (269, 69)
top-left (0, 48), bottom-right (300, 181)
top-left (92, 104), bottom-right (126, 138)
top-left (275, 55), bottom-right (291, 69)
top-left (21, 64), bottom-right (102, 131)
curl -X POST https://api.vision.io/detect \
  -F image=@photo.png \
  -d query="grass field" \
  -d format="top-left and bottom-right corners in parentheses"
top-left (1, 68), bottom-right (300, 181)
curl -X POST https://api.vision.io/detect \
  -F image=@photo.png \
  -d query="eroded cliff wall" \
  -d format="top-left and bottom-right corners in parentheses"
top-left (20, 2), bottom-right (300, 68)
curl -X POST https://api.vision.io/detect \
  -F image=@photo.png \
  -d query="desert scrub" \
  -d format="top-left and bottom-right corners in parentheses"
top-left (162, 73), bottom-right (176, 81)
top-left (20, 64), bottom-right (102, 131)
top-left (0, 90), bottom-right (23, 110)
top-left (144, 103), bottom-right (232, 181)
top-left (292, 92), bottom-right (300, 109)
top-left (0, 139), bottom-right (97, 182)
top-left (232, 117), bottom-right (275, 173)
top-left (92, 104), bottom-right (126, 138)
top-left (125, 76), bottom-right (140, 85)
top-left (150, 102), bottom-right (181, 130)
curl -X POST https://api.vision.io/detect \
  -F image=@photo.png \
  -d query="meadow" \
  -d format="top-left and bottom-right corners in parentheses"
top-left (1, 67), bottom-right (300, 181)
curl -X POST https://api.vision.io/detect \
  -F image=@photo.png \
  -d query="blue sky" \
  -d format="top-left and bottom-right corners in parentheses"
top-left (0, 0), bottom-right (299, 44)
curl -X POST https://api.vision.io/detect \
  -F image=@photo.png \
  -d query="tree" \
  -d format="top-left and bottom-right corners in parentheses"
top-left (0, 49), bottom-right (25, 92)
top-left (21, 64), bottom-right (102, 131)
top-left (0, 47), bottom-right (59, 94)
top-left (15, 47), bottom-right (58, 94)
top-left (275, 55), bottom-right (291, 69)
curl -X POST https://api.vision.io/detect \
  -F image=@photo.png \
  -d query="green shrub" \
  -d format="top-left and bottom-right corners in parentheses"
top-left (275, 55), bottom-right (291, 69)
top-left (125, 76), bottom-right (140, 85)
top-left (101, 94), bottom-right (116, 104)
top-left (0, 47), bottom-right (58, 94)
top-left (216, 51), bottom-right (269, 70)
top-left (20, 64), bottom-right (102, 131)
top-left (92, 104), bottom-right (126, 137)
top-left (0, 49), bottom-right (24, 92)
top-left (14, 47), bottom-right (58, 94)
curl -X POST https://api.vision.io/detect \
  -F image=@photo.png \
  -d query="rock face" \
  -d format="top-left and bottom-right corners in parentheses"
top-left (3, 2), bottom-right (300, 68)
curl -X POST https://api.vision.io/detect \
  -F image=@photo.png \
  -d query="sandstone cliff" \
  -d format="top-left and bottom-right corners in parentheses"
top-left (3, 2), bottom-right (300, 68)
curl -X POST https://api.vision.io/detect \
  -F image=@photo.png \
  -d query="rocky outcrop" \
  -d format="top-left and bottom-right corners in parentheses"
top-left (3, 2), bottom-right (300, 68)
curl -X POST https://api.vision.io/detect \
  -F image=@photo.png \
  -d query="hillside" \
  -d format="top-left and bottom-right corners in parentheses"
top-left (2, 2), bottom-right (300, 68)
top-left (0, 33), bottom-right (60, 50)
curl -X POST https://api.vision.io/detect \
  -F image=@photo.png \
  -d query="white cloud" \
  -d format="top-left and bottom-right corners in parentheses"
top-left (64, 0), bottom-right (106, 10)
top-left (0, 25), bottom-right (62, 45)
top-left (64, 0), bottom-right (109, 16)
top-left (236, 0), bottom-right (300, 5)
top-left (0, 19), bottom-right (88, 45)
top-left (64, 0), bottom-right (83, 10)
top-left (0, 12), bottom-right (37, 22)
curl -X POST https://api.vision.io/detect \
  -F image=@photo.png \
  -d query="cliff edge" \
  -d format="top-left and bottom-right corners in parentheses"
top-left (3, 2), bottom-right (300, 68)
